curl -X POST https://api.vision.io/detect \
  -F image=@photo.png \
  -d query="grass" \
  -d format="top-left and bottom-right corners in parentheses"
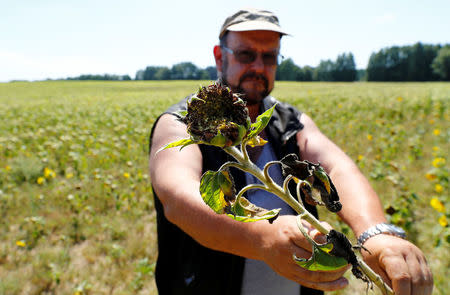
top-left (0, 80), bottom-right (448, 294)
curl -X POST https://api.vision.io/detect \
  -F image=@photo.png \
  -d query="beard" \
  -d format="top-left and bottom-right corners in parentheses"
top-left (221, 58), bottom-right (271, 106)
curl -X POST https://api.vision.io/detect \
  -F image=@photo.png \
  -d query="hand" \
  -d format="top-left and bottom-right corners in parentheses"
top-left (257, 215), bottom-right (350, 291)
top-left (361, 234), bottom-right (433, 295)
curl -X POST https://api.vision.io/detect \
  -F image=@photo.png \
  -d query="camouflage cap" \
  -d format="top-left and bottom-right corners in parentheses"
top-left (219, 8), bottom-right (289, 38)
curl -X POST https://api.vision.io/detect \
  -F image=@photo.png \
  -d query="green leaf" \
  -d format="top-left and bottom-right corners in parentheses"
top-left (200, 170), bottom-right (233, 214)
top-left (294, 242), bottom-right (349, 271)
top-left (313, 167), bottom-right (331, 194)
top-left (228, 197), bottom-right (280, 223)
top-left (246, 104), bottom-right (277, 139)
top-left (157, 138), bottom-right (196, 153)
top-left (175, 110), bottom-right (187, 118)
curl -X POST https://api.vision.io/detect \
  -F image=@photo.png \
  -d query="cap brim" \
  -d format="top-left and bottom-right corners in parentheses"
top-left (226, 20), bottom-right (289, 36)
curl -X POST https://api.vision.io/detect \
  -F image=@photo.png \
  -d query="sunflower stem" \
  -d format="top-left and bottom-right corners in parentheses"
top-left (223, 145), bottom-right (393, 295)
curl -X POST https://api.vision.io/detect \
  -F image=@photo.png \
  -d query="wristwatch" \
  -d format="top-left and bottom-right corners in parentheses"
top-left (357, 223), bottom-right (406, 245)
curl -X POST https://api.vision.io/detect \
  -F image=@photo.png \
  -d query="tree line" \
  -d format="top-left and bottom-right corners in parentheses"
top-left (66, 74), bottom-right (132, 81)
top-left (64, 42), bottom-right (449, 82)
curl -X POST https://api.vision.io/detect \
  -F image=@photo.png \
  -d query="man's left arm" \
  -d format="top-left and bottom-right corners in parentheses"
top-left (296, 113), bottom-right (433, 295)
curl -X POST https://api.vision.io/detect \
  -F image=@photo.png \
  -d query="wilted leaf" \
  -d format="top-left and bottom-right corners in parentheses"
top-left (228, 197), bottom-right (280, 223)
top-left (200, 170), bottom-right (233, 214)
top-left (326, 230), bottom-right (370, 283)
top-left (200, 170), bottom-right (280, 223)
top-left (246, 135), bottom-right (268, 147)
top-left (280, 154), bottom-right (342, 213)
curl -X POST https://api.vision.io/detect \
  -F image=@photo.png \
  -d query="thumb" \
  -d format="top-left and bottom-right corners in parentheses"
top-left (310, 221), bottom-right (333, 244)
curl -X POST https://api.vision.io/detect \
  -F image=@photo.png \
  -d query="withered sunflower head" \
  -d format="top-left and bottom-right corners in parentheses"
top-left (182, 82), bottom-right (251, 147)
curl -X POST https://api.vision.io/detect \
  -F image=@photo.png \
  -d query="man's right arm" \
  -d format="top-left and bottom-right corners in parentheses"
top-left (149, 113), bottom-right (348, 291)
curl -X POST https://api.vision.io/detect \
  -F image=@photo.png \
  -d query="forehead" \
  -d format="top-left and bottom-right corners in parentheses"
top-left (226, 31), bottom-right (281, 49)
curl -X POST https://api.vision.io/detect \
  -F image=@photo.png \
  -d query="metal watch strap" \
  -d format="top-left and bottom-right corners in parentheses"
top-left (357, 223), bottom-right (406, 245)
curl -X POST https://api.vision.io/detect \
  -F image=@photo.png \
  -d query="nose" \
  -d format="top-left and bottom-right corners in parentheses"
top-left (250, 53), bottom-right (265, 72)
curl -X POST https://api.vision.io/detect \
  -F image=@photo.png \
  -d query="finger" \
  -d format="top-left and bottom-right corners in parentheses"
top-left (309, 221), bottom-right (332, 244)
top-left (292, 246), bottom-right (312, 260)
top-left (380, 255), bottom-right (411, 295)
top-left (406, 253), bottom-right (435, 295)
top-left (418, 256), bottom-right (434, 295)
top-left (292, 274), bottom-right (348, 291)
top-left (406, 254), bottom-right (426, 295)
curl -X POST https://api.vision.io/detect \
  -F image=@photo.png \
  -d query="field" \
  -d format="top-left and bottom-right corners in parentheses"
top-left (0, 81), bottom-right (448, 294)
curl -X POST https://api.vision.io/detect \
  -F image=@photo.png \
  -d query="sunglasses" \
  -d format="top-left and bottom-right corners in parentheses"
top-left (221, 46), bottom-right (284, 66)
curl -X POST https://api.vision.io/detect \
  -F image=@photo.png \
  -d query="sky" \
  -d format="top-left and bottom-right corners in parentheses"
top-left (1, 0), bottom-right (449, 82)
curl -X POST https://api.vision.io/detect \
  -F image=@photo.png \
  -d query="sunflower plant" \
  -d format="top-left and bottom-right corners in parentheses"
top-left (159, 82), bottom-right (393, 294)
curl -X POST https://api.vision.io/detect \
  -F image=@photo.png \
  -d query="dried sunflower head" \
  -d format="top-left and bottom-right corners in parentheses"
top-left (182, 82), bottom-right (251, 147)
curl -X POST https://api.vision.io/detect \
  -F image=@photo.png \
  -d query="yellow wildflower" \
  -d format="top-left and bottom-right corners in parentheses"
top-left (367, 134), bottom-right (373, 141)
top-left (66, 173), bottom-right (74, 179)
top-left (432, 146), bottom-right (439, 152)
top-left (430, 197), bottom-right (445, 213)
top-left (37, 177), bottom-right (45, 185)
top-left (432, 157), bottom-right (446, 168)
top-left (123, 172), bottom-right (130, 179)
top-left (5, 165), bottom-right (11, 171)
top-left (338, 103), bottom-right (343, 108)
top-left (435, 184), bottom-right (444, 193)
top-left (425, 173), bottom-right (437, 181)
top-left (16, 240), bottom-right (26, 247)
top-left (397, 96), bottom-right (403, 102)
top-left (357, 155), bottom-right (364, 161)
top-left (433, 129), bottom-right (440, 136)
top-left (438, 215), bottom-right (448, 227)
top-left (44, 167), bottom-right (56, 178)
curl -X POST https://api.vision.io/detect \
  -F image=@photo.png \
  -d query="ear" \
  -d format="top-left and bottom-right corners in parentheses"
top-left (213, 45), bottom-right (223, 73)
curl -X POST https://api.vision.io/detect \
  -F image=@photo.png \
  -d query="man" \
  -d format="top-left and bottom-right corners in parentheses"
top-left (149, 8), bottom-right (433, 295)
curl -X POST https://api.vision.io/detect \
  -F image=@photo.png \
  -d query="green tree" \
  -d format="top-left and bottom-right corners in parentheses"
top-left (170, 62), bottom-right (201, 80)
top-left (313, 60), bottom-right (335, 81)
top-left (301, 66), bottom-right (314, 81)
top-left (154, 67), bottom-right (171, 80)
top-left (333, 53), bottom-right (357, 81)
top-left (143, 66), bottom-right (160, 80)
top-left (276, 58), bottom-right (301, 81)
top-left (204, 66), bottom-right (218, 80)
top-left (432, 46), bottom-right (450, 81)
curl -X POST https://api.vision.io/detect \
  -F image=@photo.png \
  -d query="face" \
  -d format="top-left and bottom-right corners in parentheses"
top-left (214, 31), bottom-right (281, 105)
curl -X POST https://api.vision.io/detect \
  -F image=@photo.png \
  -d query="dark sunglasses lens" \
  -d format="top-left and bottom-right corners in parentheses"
top-left (235, 51), bottom-right (256, 64)
top-left (262, 53), bottom-right (278, 65)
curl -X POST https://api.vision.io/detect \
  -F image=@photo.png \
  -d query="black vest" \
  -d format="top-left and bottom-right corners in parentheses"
top-left (150, 96), bottom-right (323, 295)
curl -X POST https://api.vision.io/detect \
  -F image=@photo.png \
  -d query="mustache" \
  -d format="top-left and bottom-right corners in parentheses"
top-left (238, 72), bottom-right (269, 88)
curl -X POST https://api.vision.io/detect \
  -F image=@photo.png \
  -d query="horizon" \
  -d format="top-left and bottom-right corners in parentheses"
top-left (1, 0), bottom-right (449, 82)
